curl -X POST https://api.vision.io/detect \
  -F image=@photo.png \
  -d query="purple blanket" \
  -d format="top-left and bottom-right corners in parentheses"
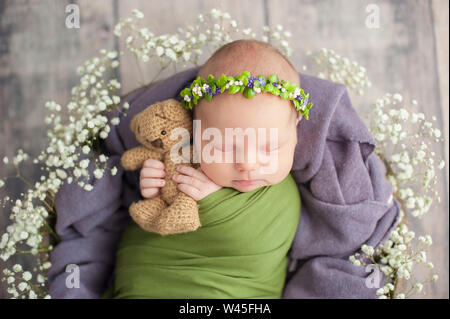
top-left (47, 67), bottom-right (400, 299)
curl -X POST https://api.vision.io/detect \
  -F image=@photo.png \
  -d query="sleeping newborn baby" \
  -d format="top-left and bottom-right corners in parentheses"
top-left (105, 39), bottom-right (307, 299)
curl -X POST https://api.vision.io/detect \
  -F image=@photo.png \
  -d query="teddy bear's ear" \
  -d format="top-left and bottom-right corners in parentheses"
top-left (130, 114), bottom-right (139, 133)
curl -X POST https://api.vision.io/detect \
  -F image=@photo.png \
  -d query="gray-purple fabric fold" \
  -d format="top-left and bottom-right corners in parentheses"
top-left (47, 67), bottom-right (400, 299)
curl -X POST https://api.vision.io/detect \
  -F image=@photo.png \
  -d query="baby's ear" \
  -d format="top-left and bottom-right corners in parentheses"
top-left (296, 113), bottom-right (302, 125)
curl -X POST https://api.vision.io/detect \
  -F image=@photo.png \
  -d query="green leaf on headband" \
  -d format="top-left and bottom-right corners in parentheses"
top-left (304, 109), bottom-right (310, 120)
top-left (272, 87), bottom-right (280, 96)
top-left (229, 85), bottom-right (240, 94)
top-left (211, 84), bottom-right (216, 93)
top-left (227, 76), bottom-right (235, 83)
top-left (216, 74), bottom-right (227, 87)
top-left (180, 88), bottom-right (190, 96)
top-left (241, 71), bottom-right (251, 78)
top-left (269, 74), bottom-right (278, 83)
top-left (236, 75), bottom-right (249, 87)
top-left (221, 86), bottom-right (227, 93)
top-left (253, 81), bottom-right (261, 88)
top-left (285, 82), bottom-right (296, 92)
top-left (244, 87), bottom-right (256, 98)
top-left (205, 94), bottom-right (212, 101)
top-left (293, 99), bottom-right (301, 110)
top-left (208, 74), bottom-right (214, 82)
top-left (264, 83), bottom-right (274, 93)
top-left (280, 91), bottom-right (289, 99)
top-left (239, 85), bottom-right (245, 93)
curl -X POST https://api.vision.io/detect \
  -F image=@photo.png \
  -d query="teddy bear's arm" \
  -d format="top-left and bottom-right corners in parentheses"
top-left (121, 145), bottom-right (163, 171)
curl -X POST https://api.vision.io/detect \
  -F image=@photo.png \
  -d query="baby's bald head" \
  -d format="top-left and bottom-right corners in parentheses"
top-left (194, 39), bottom-right (300, 119)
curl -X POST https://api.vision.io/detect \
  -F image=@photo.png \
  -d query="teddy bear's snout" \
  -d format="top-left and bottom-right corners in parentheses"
top-left (150, 138), bottom-right (163, 148)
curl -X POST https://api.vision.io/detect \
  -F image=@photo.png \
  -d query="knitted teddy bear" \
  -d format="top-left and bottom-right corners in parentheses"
top-left (120, 98), bottom-right (201, 236)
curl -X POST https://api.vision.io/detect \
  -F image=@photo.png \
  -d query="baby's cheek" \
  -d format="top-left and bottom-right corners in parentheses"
top-left (200, 162), bottom-right (230, 187)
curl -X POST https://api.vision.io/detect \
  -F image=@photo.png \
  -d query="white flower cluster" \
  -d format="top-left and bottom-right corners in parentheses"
top-left (288, 87), bottom-right (302, 99)
top-left (225, 80), bottom-right (244, 90)
top-left (2, 263), bottom-right (51, 299)
top-left (370, 93), bottom-right (445, 218)
top-left (349, 223), bottom-right (438, 299)
top-left (261, 24), bottom-right (294, 58)
top-left (0, 49), bottom-right (127, 298)
top-left (192, 83), bottom-right (203, 97)
top-left (114, 8), bottom-right (294, 85)
top-left (307, 48), bottom-right (372, 95)
top-left (34, 49), bottom-right (125, 191)
top-left (347, 91), bottom-right (446, 298)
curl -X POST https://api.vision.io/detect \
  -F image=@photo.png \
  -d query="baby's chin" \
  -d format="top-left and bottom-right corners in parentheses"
top-left (228, 179), bottom-right (267, 192)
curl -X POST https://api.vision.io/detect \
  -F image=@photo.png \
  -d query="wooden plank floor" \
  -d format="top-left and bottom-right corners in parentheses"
top-left (0, 0), bottom-right (448, 298)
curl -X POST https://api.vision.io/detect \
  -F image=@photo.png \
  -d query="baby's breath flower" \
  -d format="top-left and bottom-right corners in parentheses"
top-left (22, 271), bottom-right (32, 281)
top-left (18, 282), bottom-right (28, 292)
top-left (111, 117), bottom-right (120, 125)
top-left (414, 283), bottom-right (423, 292)
top-left (131, 9), bottom-right (144, 19)
top-left (93, 169), bottom-right (104, 180)
top-left (13, 264), bottom-right (22, 272)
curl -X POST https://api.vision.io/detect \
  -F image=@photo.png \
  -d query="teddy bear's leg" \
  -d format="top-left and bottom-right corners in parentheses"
top-left (152, 192), bottom-right (201, 236)
top-left (129, 198), bottom-right (167, 232)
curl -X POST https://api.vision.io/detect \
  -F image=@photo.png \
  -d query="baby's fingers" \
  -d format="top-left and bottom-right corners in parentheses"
top-left (177, 183), bottom-right (202, 201)
top-left (141, 187), bottom-right (160, 199)
top-left (140, 178), bottom-right (165, 188)
top-left (141, 167), bottom-right (166, 179)
top-left (172, 173), bottom-right (203, 189)
top-left (143, 159), bottom-right (165, 170)
top-left (176, 165), bottom-right (209, 182)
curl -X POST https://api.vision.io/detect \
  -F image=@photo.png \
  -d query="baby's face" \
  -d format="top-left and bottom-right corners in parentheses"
top-left (194, 92), bottom-right (301, 192)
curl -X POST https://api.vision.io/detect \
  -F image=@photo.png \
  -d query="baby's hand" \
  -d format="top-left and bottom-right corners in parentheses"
top-left (139, 159), bottom-right (166, 199)
top-left (172, 165), bottom-right (222, 201)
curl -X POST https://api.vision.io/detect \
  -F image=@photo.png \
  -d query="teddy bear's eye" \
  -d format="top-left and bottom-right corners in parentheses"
top-left (161, 130), bottom-right (166, 135)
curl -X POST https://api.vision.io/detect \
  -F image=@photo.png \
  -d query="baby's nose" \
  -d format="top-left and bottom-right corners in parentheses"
top-left (235, 150), bottom-right (260, 172)
top-left (236, 161), bottom-right (259, 172)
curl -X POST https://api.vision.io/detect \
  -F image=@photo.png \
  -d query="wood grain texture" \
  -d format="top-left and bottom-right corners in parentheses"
top-left (0, 0), bottom-right (448, 298)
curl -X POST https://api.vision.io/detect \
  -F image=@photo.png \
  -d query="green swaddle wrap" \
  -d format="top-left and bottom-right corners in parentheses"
top-left (104, 172), bottom-right (301, 299)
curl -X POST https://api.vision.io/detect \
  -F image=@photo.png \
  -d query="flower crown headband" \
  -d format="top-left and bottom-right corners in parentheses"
top-left (180, 71), bottom-right (314, 120)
